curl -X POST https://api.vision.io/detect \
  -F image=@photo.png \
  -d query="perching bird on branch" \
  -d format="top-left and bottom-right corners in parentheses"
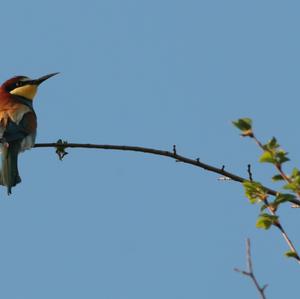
top-left (0, 73), bottom-right (58, 194)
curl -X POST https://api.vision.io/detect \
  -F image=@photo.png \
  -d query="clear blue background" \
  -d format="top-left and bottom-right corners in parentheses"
top-left (0, 0), bottom-right (299, 298)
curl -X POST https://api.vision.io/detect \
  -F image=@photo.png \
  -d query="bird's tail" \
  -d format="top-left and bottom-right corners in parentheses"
top-left (0, 141), bottom-right (21, 195)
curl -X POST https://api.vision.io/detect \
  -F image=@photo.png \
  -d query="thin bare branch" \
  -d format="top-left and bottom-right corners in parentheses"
top-left (33, 142), bottom-right (300, 261)
top-left (34, 142), bottom-right (300, 205)
top-left (235, 239), bottom-right (268, 299)
top-left (247, 164), bottom-right (253, 181)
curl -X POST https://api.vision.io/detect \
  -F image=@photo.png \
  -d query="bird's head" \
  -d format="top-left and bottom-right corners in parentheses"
top-left (1, 72), bottom-right (59, 100)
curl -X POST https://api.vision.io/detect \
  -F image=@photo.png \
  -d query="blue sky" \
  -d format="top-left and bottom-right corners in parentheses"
top-left (0, 0), bottom-right (299, 298)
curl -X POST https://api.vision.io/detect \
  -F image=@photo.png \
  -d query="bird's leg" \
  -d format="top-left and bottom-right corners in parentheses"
top-left (0, 138), bottom-right (9, 148)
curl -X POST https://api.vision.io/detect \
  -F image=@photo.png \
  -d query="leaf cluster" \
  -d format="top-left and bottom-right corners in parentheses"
top-left (233, 118), bottom-right (300, 259)
top-left (232, 118), bottom-right (253, 137)
top-left (259, 137), bottom-right (289, 166)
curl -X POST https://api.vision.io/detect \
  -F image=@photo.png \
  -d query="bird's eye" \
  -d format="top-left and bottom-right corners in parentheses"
top-left (15, 82), bottom-right (22, 87)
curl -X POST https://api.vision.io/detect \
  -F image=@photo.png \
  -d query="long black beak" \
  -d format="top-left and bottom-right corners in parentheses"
top-left (33, 72), bottom-right (59, 85)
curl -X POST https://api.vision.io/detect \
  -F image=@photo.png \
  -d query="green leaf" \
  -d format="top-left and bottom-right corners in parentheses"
top-left (267, 193), bottom-right (297, 212)
top-left (285, 169), bottom-right (300, 193)
top-left (243, 181), bottom-right (267, 204)
top-left (232, 118), bottom-right (252, 131)
top-left (291, 168), bottom-right (300, 178)
top-left (275, 193), bottom-right (297, 204)
top-left (268, 137), bottom-right (279, 149)
top-left (256, 213), bottom-right (278, 230)
top-left (272, 174), bottom-right (284, 181)
top-left (232, 118), bottom-right (253, 136)
top-left (263, 137), bottom-right (280, 151)
top-left (260, 138), bottom-right (289, 165)
top-left (285, 251), bottom-right (299, 259)
top-left (283, 182), bottom-right (300, 192)
top-left (275, 150), bottom-right (289, 164)
top-left (259, 151), bottom-right (276, 163)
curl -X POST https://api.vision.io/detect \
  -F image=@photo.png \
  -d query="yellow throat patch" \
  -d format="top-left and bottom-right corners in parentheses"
top-left (10, 84), bottom-right (38, 100)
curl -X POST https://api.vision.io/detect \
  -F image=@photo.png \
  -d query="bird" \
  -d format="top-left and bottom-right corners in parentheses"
top-left (0, 73), bottom-right (59, 194)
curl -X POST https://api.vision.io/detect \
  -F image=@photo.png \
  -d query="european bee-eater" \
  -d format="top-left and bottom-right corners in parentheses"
top-left (0, 73), bottom-right (58, 194)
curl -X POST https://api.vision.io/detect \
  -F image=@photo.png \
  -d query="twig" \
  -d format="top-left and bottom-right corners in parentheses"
top-left (173, 144), bottom-right (177, 155)
top-left (235, 239), bottom-right (268, 299)
top-left (247, 164), bottom-right (253, 181)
